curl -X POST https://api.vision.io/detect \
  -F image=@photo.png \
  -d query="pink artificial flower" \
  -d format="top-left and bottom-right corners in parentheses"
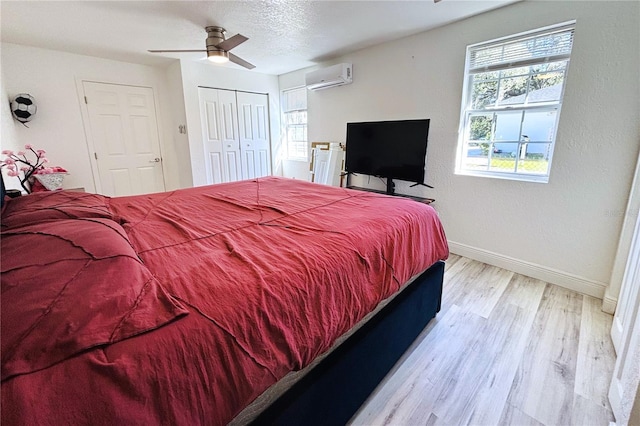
top-left (2, 150), bottom-right (13, 155)
top-left (17, 151), bottom-right (25, 156)
top-left (3, 158), bottom-right (15, 165)
top-left (37, 149), bottom-right (46, 155)
top-left (20, 166), bottom-right (29, 172)
top-left (6, 164), bottom-right (16, 171)
top-left (7, 170), bottom-right (18, 177)
top-left (24, 144), bottom-right (33, 150)
top-left (42, 158), bottom-right (49, 163)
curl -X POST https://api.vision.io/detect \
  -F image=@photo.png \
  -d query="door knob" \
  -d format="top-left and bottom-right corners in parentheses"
top-left (149, 157), bottom-right (161, 163)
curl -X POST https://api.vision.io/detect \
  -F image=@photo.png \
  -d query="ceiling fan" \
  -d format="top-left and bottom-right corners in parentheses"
top-left (148, 26), bottom-right (255, 69)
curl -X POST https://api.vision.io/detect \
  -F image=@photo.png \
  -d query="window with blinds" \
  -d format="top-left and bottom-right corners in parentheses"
top-left (456, 22), bottom-right (576, 182)
top-left (282, 87), bottom-right (308, 161)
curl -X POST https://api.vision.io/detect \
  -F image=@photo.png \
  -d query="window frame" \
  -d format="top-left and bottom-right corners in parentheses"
top-left (281, 86), bottom-right (308, 162)
top-left (455, 21), bottom-right (576, 183)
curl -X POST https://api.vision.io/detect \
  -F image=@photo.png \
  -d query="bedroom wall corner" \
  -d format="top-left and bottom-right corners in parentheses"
top-left (1, 42), bottom-right (184, 193)
top-left (304, 1), bottom-right (640, 296)
top-left (162, 61), bottom-right (193, 189)
top-left (179, 59), bottom-right (282, 187)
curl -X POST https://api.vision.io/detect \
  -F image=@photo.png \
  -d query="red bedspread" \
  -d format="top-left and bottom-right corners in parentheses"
top-left (1, 177), bottom-right (448, 425)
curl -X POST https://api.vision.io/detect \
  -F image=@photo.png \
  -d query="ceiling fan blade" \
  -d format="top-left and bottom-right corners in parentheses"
top-left (148, 49), bottom-right (207, 53)
top-left (216, 34), bottom-right (248, 51)
top-left (228, 53), bottom-right (255, 70)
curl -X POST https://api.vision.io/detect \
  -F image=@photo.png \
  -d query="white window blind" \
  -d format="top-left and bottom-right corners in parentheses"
top-left (283, 87), bottom-right (307, 113)
top-left (469, 25), bottom-right (575, 74)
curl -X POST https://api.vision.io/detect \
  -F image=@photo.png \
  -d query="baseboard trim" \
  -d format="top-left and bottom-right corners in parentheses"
top-left (448, 241), bottom-right (607, 299)
top-left (602, 295), bottom-right (618, 315)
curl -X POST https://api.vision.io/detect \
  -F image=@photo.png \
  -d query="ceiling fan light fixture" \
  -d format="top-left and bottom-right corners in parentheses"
top-left (150, 26), bottom-right (254, 69)
top-left (207, 50), bottom-right (229, 64)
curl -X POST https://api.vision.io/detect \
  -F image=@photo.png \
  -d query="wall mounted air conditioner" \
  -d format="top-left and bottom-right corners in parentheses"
top-left (305, 63), bottom-right (353, 91)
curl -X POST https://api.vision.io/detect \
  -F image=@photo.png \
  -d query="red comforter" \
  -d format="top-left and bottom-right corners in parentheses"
top-left (1, 177), bottom-right (448, 425)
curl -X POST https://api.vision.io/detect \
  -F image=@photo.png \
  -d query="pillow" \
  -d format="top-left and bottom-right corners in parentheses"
top-left (1, 217), bottom-right (188, 381)
top-left (1, 191), bottom-right (113, 229)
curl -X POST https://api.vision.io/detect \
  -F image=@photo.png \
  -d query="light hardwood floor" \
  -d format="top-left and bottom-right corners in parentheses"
top-left (350, 255), bottom-right (616, 426)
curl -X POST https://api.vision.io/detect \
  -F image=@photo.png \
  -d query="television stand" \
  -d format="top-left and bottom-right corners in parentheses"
top-left (386, 178), bottom-right (396, 195)
top-left (344, 174), bottom-right (434, 204)
top-left (410, 182), bottom-right (434, 189)
top-left (346, 185), bottom-right (434, 205)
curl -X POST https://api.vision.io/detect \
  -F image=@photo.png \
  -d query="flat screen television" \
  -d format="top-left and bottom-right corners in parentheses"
top-left (345, 119), bottom-right (430, 194)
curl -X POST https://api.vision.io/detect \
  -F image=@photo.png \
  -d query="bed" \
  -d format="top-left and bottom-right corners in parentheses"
top-left (1, 176), bottom-right (448, 425)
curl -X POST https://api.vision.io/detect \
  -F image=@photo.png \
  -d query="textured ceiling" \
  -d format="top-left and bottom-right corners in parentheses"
top-left (0, 0), bottom-right (520, 75)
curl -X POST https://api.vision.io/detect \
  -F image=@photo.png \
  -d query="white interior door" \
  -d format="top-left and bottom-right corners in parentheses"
top-left (609, 207), bottom-right (640, 425)
top-left (198, 87), bottom-right (242, 184)
top-left (237, 92), bottom-right (271, 179)
top-left (312, 149), bottom-right (330, 184)
top-left (83, 82), bottom-right (165, 197)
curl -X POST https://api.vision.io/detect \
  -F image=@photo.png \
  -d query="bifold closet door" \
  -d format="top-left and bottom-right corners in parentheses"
top-left (198, 88), bottom-right (242, 184)
top-left (237, 92), bottom-right (271, 179)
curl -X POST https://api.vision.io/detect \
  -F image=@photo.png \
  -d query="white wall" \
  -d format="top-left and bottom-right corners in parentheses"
top-left (0, 64), bottom-right (21, 191)
top-left (1, 44), bottom-right (284, 193)
top-left (293, 1), bottom-right (640, 296)
top-left (164, 61), bottom-right (193, 189)
top-left (0, 43), bottom-right (182, 192)
top-left (179, 59), bottom-right (282, 187)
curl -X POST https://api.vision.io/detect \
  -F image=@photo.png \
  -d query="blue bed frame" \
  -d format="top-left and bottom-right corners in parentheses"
top-left (0, 174), bottom-right (443, 424)
top-left (252, 260), bottom-right (444, 425)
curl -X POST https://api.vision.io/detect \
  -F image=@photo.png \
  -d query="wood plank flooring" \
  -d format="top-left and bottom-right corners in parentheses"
top-left (350, 255), bottom-right (616, 426)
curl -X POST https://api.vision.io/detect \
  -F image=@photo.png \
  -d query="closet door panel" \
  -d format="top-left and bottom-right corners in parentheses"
top-left (199, 87), bottom-right (225, 184)
top-left (237, 92), bottom-right (271, 179)
top-left (218, 90), bottom-right (242, 182)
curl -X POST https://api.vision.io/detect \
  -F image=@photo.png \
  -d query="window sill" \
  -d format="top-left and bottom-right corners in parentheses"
top-left (455, 169), bottom-right (549, 184)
